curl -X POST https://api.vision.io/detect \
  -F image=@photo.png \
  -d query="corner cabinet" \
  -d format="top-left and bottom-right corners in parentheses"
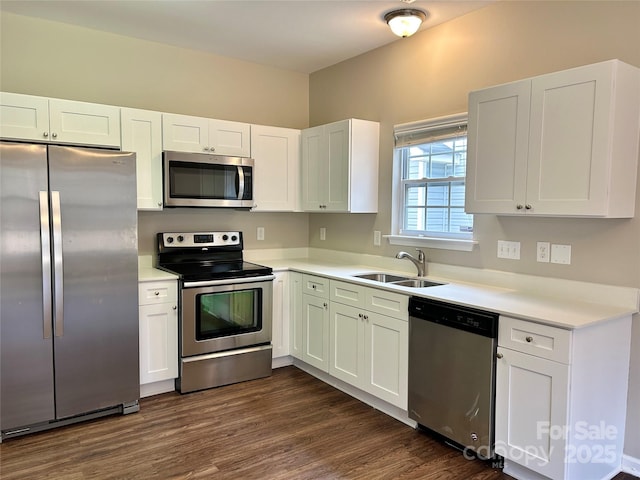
top-left (271, 271), bottom-right (290, 360)
top-left (251, 124), bottom-right (301, 212)
top-left (0, 92), bottom-right (121, 147)
top-left (495, 315), bottom-right (632, 480)
top-left (138, 279), bottom-right (179, 397)
top-left (301, 118), bottom-right (379, 213)
top-left (466, 59), bottom-right (640, 217)
top-left (162, 112), bottom-right (250, 157)
top-left (121, 108), bottom-right (164, 210)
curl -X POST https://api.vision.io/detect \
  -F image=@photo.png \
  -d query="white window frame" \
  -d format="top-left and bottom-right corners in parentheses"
top-left (386, 113), bottom-right (477, 252)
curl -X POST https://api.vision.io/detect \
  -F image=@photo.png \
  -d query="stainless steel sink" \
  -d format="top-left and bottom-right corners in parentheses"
top-left (352, 272), bottom-right (444, 288)
top-left (353, 272), bottom-right (410, 283)
top-left (390, 279), bottom-right (444, 288)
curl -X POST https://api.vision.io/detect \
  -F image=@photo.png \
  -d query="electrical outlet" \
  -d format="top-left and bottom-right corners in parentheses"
top-left (320, 227), bottom-right (326, 241)
top-left (537, 242), bottom-right (550, 263)
top-left (257, 227), bottom-right (265, 241)
top-left (373, 231), bottom-right (381, 246)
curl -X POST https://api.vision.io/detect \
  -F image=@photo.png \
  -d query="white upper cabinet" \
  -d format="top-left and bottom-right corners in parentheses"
top-left (121, 108), bottom-right (164, 210)
top-left (250, 124), bottom-right (301, 212)
top-left (0, 92), bottom-right (121, 147)
top-left (466, 60), bottom-right (640, 217)
top-left (162, 112), bottom-right (250, 157)
top-left (301, 118), bottom-right (379, 213)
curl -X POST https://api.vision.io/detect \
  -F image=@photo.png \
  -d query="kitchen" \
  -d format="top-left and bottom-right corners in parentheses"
top-left (1, 1), bottom-right (639, 480)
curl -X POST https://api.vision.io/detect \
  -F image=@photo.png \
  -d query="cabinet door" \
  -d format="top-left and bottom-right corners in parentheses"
top-left (48, 99), bottom-right (121, 147)
top-left (139, 302), bottom-right (178, 385)
top-left (495, 347), bottom-right (569, 480)
top-left (251, 125), bottom-right (301, 211)
top-left (466, 81), bottom-right (531, 214)
top-left (0, 92), bottom-right (50, 142)
top-left (271, 272), bottom-right (290, 359)
top-left (301, 124), bottom-right (326, 211)
top-left (162, 113), bottom-right (209, 153)
top-left (364, 313), bottom-right (408, 409)
top-left (329, 303), bottom-right (365, 388)
top-left (121, 108), bottom-right (163, 210)
top-left (289, 273), bottom-right (304, 359)
top-left (324, 120), bottom-right (350, 211)
top-left (527, 63), bottom-right (613, 216)
top-left (209, 119), bottom-right (250, 157)
top-left (302, 294), bottom-right (329, 372)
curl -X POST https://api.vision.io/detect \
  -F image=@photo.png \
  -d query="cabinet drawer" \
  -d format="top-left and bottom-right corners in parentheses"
top-left (365, 289), bottom-right (408, 321)
top-left (302, 274), bottom-right (329, 298)
top-left (138, 280), bottom-right (178, 306)
top-left (330, 280), bottom-right (365, 308)
top-left (499, 316), bottom-right (571, 364)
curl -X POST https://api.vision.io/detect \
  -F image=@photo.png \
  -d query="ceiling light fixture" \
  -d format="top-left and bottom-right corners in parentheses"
top-left (384, 8), bottom-right (427, 38)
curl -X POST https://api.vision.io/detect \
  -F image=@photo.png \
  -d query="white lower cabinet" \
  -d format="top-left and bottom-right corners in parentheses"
top-left (291, 275), bottom-right (409, 409)
top-left (330, 301), bottom-right (408, 409)
top-left (271, 271), bottom-right (290, 359)
top-left (495, 315), bottom-right (632, 480)
top-left (289, 272), bottom-right (304, 360)
top-left (138, 279), bottom-right (178, 396)
top-left (301, 291), bottom-right (330, 372)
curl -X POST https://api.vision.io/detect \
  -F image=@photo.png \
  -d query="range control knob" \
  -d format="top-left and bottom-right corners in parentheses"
top-left (177, 235), bottom-right (184, 242)
top-left (222, 234), bottom-right (229, 241)
top-left (166, 236), bottom-right (174, 244)
top-left (231, 235), bottom-right (238, 242)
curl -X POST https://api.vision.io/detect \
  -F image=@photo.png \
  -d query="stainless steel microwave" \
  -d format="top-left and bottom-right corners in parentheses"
top-left (163, 151), bottom-right (254, 208)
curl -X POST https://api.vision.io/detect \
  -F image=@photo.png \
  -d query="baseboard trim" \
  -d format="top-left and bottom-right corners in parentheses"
top-left (623, 454), bottom-right (640, 478)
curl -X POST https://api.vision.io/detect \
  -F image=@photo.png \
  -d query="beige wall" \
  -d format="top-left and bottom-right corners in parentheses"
top-left (0, 11), bottom-right (311, 255)
top-left (308, 0), bottom-right (640, 460)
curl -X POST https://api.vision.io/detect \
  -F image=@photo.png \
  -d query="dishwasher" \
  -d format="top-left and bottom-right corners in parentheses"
top-left (408, 297), bottom-right (499, 459)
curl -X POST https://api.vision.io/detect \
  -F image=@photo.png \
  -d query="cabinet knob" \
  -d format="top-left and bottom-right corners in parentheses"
top-left (43, 132), bottom-right (49, 138)
top-left (52, 132), bottom-right (58, 138)
top-left (323, 302), bottom-right (328, 309)
top-left (210, 147), bottom-right (215, 152)
top-left (158, 202), bottom-right (162, 207)
top-left (203, 146), bottom-right (210, 151)
top-left (154, 291), bottom-right (160, 296)
top-left (363, 315), bottom-right (368, 321)
top-left (525, 204), bottom-right (532, 210)
top-left (173, 305), bottom-right (177, 310)
top-left (516, 204), bottom-right (524, 210)
top-left (525, 336), bottom-right (533, 343)
top-left (311, 285), bottom-right (316, 289)
top-left (496, 352), bottom-right (503, 359)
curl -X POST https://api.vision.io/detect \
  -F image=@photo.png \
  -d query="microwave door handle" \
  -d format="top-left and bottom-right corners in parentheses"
top-left (236, 166), bottom-right (245, 200)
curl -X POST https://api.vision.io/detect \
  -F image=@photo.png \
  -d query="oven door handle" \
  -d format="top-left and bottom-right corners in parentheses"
top-left (183, 274), bottom-right (275, 288)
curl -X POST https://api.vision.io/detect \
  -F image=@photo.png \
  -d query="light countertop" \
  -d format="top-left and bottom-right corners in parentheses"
top-left (138, 254), bottom-right (638, 330)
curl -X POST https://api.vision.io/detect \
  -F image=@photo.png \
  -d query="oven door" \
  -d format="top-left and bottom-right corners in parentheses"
top-left (180, 275), bottom-right (273, 357)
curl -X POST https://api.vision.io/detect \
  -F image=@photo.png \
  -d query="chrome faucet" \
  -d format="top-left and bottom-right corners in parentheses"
top-left (396, 249), bottom-right (427, 277)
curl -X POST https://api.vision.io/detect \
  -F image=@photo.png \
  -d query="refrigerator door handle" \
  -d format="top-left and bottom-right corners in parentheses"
top-left (39, 191), bottom-right (53, 339)
top-left (51, 191), bottom-right (64, 337)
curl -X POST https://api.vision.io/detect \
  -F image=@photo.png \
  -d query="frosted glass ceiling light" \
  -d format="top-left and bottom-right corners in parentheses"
top-left (385, 9), bottom-right (427, 38)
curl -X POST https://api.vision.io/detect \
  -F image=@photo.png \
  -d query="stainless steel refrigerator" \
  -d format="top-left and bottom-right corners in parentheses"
top-left (0, 141), bottom-right (140, 440)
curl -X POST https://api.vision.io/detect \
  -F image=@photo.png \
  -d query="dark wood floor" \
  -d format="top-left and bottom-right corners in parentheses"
top-left (0, 366), bottom-right (636, 480)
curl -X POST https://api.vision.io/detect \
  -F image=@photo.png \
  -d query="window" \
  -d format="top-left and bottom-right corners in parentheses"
top-left (390, 114), bottom-right (475, 250)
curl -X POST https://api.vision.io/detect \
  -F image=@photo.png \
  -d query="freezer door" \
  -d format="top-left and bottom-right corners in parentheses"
top-left (48, 146), bottom-right (139, 419)
top-left (0, 142), bottom-right (55, 431)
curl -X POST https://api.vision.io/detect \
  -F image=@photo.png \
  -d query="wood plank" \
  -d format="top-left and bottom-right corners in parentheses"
top-left (0, 366), bottom-right (635, 479)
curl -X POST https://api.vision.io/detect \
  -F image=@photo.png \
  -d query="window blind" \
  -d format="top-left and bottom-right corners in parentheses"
top-left (394, 112), bottom-right (467, 148)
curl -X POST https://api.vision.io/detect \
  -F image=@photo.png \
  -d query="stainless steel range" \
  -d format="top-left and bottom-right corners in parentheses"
top-left (157, 231), bottom-right (274, 393)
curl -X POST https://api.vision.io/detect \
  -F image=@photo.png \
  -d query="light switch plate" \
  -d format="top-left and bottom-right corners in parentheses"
top-left (257, 227), bottom-right (265, 241)
top-left (320, 227), bottom-right (326, 241)
top-left (551, 244), bottom-right (571, 264)
top-left (373, 231), bottom-right (381, 246)
top-left (497, 240), bottom-right (520, 260)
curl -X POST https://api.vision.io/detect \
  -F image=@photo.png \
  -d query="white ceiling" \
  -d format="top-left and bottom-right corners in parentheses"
top-left (0, 0), bottom-right (491, 74)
